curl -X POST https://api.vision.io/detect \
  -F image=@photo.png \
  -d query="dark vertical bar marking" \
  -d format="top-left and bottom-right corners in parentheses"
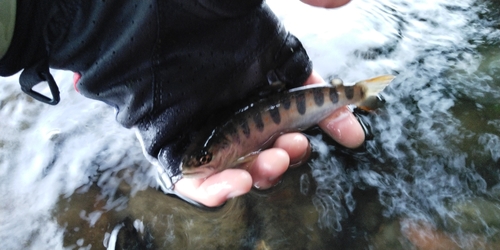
top-left (359, 86), bottom-right (366, 99)
top-left (281, 95), bottom-right (291, 110)
top-left (296, 92), bottom-right (306, 115)
top-left (312, 88), bottom-right (324, 106)
top-left (345, 86), bottom-right (354, 99)
top-left (241, 119), bottom-right (251, 138)
top-left (329, 87), bottom-right (339, 104)
top-left (226, 121), bottom-right (240, 144)
top-left (253, 112), bottom-right (264, 132)
top-left (269, 107), bottom-right (281, 124)
top-left (226, 121), bottom-right (237, 136)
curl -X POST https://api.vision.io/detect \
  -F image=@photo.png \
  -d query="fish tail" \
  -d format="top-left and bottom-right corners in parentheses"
top-left (358, 74), bottom-right (395, 97)
top-left (357, 74), bottom-right (396, 110)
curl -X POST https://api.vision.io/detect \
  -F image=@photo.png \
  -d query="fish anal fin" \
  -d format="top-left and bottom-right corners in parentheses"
top-left (357, 105), bottom-right (376, 112)
top-left (358, 95), bottom-right (382, 110)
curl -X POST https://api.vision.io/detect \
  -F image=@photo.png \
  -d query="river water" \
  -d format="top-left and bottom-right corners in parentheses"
top-left (1, 0), bottom-right (499, 249)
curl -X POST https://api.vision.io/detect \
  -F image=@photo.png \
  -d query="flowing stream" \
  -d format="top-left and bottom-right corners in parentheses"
top-left (1, 0), bottom-right (500, 249)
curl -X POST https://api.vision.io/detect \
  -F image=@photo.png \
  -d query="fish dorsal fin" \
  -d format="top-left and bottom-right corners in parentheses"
top-left (330, 78), bottom-right (344, 87)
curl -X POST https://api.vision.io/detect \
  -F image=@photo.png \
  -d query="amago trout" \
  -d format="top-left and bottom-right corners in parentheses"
top-left (181, 75), bottom-right (395, 178)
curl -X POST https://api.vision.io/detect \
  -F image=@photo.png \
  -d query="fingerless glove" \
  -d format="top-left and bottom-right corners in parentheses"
top-left (0, 0), bottom-right (313, 188)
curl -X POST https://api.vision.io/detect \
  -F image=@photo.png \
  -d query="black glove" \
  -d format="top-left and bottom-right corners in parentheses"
top-left (0, 0), bottom-right (312, 190)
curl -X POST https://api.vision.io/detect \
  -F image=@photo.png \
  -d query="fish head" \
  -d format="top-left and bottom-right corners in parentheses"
top-left (181, 141), bottom-right (241, 179)
top-left (180, 148), bottom-right (218, 179)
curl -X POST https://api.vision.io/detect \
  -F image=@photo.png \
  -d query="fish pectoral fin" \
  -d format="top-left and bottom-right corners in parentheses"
top-left (232, 153), bottom-right (259, 168)
top-left (330, 78), bottom-right (344, 87)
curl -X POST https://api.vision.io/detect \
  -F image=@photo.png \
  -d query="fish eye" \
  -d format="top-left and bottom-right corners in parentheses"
top-left (198, 152), bottom-right (212, 165)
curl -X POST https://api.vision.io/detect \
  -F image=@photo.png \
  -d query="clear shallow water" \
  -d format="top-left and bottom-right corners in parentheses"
top-left (1, 0), bottom-right (500, 249)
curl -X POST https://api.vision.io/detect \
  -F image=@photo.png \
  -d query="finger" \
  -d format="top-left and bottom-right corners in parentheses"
top-left (318, 105), bottom-right (365, 148)
top-left (304, 71), bottom-right (366, 148)
top-left (303, 70), bottom-right (325, 85)
top-left (249, 148), bottom-right (289, 190)
top-left (273, 132), bottom-right (310, 166)
top-left (174, 169), bottom-right (252, 207)
top-left (301, 0), bottom-right (351, 8)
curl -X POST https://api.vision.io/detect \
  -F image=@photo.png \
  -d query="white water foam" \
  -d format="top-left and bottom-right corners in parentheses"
top-left (0, 72), bottom-right (156, 249)
top-left (272, 0), bottom-right (500, 237)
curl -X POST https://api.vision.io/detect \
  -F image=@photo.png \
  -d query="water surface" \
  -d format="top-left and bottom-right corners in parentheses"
top-left (1, 0), bottom-right (500, 249)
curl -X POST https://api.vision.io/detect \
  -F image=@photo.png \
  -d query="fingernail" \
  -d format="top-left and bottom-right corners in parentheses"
top-left (293, 135), bottom-right (308, 157)
top-left (290, 141), bottom-right (310, 167)
top-left (227, 189), bottom-right (246, 199)
top-left (325, 111), bottom-right (350, 140)
top-left (206, 181), bottom-right (231, 196)
top-left (253, 181), bottom-right (272, 190)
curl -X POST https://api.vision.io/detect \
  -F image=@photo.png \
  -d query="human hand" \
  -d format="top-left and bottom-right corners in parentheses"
top-left (301, 0), bottom-right (351, 8)
top-left (2, 0), bottom-right (358, 208)
top-left (173, 71), bottom-right (366, 207)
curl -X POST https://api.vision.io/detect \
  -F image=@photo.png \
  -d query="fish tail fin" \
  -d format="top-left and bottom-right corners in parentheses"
top-left (358, 74), bottom-right (396, 97)
top-left (357, 74), bottom-right (396, 110)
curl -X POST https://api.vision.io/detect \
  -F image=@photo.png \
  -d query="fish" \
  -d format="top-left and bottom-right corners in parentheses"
top-left (180, 75), bottom-right (395, 179)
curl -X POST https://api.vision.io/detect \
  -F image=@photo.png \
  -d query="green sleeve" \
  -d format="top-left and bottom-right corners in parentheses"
top-left (0, 0), bottom-right (16, 59)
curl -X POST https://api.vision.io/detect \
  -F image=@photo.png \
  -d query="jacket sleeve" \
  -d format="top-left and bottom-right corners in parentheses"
top-left (0, 0), bottom-right (16, 59)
